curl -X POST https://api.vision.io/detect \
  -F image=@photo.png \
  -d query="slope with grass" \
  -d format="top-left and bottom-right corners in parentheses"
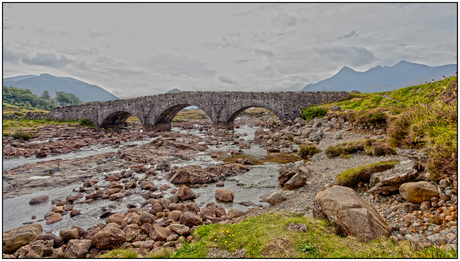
top-left (302, 76), bottom-right (457, 181)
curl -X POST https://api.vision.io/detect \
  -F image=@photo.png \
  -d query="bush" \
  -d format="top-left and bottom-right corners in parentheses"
top-left (79, 118), bottom-right (94, 127)
top-left (335, 159), bottom-right (399, 187)
top-left (12, 132), bottom-right (33, 141)
top-left (301, 105), bottom-right (328, 121)
top-left (299, 145), bottom-right (321, 159)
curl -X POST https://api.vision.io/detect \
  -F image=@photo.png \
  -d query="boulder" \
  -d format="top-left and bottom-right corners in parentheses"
top-left (368, 160), bottom-right (419, 195)
top-left (255, 128), bottom-right (265, 137)
top-left (106, 213), bottom-right (126, 225)
top-left (91, 227), bottom-right (126, 250)
top-left (46, 213), bottom-right (63, 225)
top-left (170, 224), bottom-right (190, 235)
top-left (33, 233), bottom-right (62, 248)
top-left (399, 181), bottom-right (439, 203)
top-left (155, 160), bottom-right (171, 172)
top-left (177, 185), bottom-right (196, 201)
top-left (179, 212), bottom-right (203, 227)
top-left (215, 189), bottom-right (234, 202)
top-left (29, 195), bottom-right (49, 205)
top-left (3, 224), bottom-right (43, 254)
top-left (228, 209), bottom-right (244, 219)
top-left (301, 128), bottom-right (315, 138)
top-left (284, 173), bottom-right (307, 190)
top-left (308, 132), bottom-right (322, 142)
top-left (294, 117), bottom-right (307, 126)
top-left (278, 161), bottom-right (311, 186)
top-left (64, 239), bottom-right (91, 258)
top-left (168, 210), bottom-right (182, 221)
top-left (59, 228), bottom-right (79, 241)
top-left (266, 190), bottom-right (287, 205)
top-left (313, 186), bottom-right (389, 242)
top-left (14, 239), bottom-right (54, 258)
top-left (331, 106), bottom-right (341, 111)
top-left (139, 212), bottom-right (155, 225)
top-left (109, 192), bottom-right (125, 201)
top-left (153, 225), bottom-right (173, 240)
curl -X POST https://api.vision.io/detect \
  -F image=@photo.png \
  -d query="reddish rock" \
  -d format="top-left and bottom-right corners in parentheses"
top-left (168, 210), bottom-right (182, 221)
top-left (51, 206), bottom-right (64, 213)
top-left (179, 212), bottom-right (203, 227)
top-left (178, 185), bottom-right (196, 201)
top-left (64, 239), bottom-right (91, 258)
top-left (216, 181), bottom-right (224, 187)
top-left (59, 228), bottom-right (79, 241)
top-left (46, 213), bottom-right (63, 225)
top-left (166, 165), bottom-right (217, 184)
top-left (90, 227), bottom-right (126, 250)
top-left (215, 188), bottom-right (234, 202)
top-left (29, 195), bottom-right (49, 205)
top-left (70, 209), bottom-right (81, 217)
top-left (106, 213), bottom-right (126, 225)
top-left (109, 193), bottom-right (125, 201)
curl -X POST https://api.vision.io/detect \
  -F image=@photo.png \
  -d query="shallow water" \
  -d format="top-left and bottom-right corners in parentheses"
top-left (3, 125), bottom-right (281, 233)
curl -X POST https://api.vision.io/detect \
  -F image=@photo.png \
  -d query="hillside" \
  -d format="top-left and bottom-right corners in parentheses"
top-left (301, 60), bottom-right (457, 93)
top-left (3, 73), bottom-right (119, 103)
top-left (166, 88), bottom-right (181, 93)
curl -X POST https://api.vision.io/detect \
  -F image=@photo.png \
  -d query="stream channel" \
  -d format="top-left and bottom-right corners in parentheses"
top-left (3, 125), bottom-right (283, 234)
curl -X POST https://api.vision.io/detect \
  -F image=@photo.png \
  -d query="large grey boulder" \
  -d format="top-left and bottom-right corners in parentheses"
top-left (313, 186), bottom-right (389, 242)
top-left (368, 160), bottom-right (419, 195)
top-left (308, 132), bottom-right (322, 142)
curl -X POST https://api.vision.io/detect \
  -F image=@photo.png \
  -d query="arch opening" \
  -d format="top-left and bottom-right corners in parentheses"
top-left (100, 111), bottom-right (142, 129)
top-left (155, 104), bottom-right (211, 131)
top-left (229, 106), bottom-right (281, 129)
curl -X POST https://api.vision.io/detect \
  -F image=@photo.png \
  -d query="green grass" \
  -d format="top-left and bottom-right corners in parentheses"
top-left (171, 212), bottom-right (457, 258)
top-left (298, 145), bottom-right (321, 159)
top-left (335, 159), bottom-right (399, 187)
top-left (2, 118), bottom-right (80, 136)
top-left (99, 248), bottom-right (139, 258)
top-left (325, 138), bottom-right (396, 158)
top-left (301, 105), bottom-right (328, 121)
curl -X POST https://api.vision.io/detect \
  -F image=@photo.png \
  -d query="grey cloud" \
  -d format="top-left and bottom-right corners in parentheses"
top-left (398, 43), bottom-right (408, 47)
top-left (272, 13), bottom-right (297, 27)
top-left (252, 48), bottom-right (274, 58)
top-left (89, 30), bottom-right (114, 39)
top-left (218, 75), bottom-right (237, 84)
top-left (143, 54), bottom-right (216, 78)
top-left (235, 58), bottom-right (261, 64)
top-left (338, 30), bottom-right (357, 40)
top-left (3, 46), bottom-right (22, 62)
top-left (22, 52), bottom-right (73, 68)
top-left (314, 45), bottom-right (378, 67)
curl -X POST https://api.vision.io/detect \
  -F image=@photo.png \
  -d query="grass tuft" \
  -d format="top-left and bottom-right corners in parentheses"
top-left (298, 145), bottom-right (321, 159)
top-left (335, 159), bottom-right (399, 187)
top-left (99, 248), bottom-right (138, 258)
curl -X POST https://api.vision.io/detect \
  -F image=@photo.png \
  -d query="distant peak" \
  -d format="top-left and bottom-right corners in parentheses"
top-left (338, 66), bottom-right (356, 73)
top-left (39, 73), bottom-right (53, 77)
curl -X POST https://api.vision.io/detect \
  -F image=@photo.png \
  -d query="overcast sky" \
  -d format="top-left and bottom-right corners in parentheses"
top-left (3, 3), bottom-right (457, 98)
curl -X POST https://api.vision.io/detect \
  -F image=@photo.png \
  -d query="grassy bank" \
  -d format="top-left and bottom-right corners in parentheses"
top-left (2, 118), bottom-right (82, 136)
top-left (304, 76), bottom-right (457, 181)
top-left (101, 212), bottom-right (457, 258)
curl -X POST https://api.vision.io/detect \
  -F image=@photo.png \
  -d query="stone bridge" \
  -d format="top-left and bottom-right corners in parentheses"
top-left (49, 91), bottom-right (350, 130)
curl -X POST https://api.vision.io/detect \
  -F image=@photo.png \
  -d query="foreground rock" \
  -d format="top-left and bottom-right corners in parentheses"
top-left (278, 161), bottom-right (311, 189)
top-left (215, 189), bottom-right (234, 202)
top-left (399, 181), bottom-right (439, 203)
top-left (368, 160), bottom-right (420, 195)
top-left (266, 190), bottom-right (288, 205)
top-left (29, 195), bottom-right (49, 205)
top-left (3, 224), bottom-right (43, 254)
top-left (313, 186), bottom-right (389, 242)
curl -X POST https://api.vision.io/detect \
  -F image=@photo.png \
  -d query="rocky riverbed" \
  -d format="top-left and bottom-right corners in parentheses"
top-left (2, 114), bottom-right (457, 258)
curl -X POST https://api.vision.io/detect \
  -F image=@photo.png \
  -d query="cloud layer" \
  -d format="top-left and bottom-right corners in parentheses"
top-left (3, 3), bottom-right (457, 98)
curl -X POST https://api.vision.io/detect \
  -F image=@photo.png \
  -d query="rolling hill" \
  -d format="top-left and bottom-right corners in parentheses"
top-left (3, 73), bottom-right (119, 103)
top-left (301, 60), bottom-right (457, 93)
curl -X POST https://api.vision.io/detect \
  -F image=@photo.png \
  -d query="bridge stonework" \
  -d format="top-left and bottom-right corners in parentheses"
top-left (49, 91), bottom-right (350, 130)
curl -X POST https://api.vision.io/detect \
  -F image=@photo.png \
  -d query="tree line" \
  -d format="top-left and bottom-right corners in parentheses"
top-left (2, 86), bottom-right (82, 111)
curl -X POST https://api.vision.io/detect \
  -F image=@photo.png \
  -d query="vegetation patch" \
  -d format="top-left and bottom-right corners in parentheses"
top-left (169, 212), bottom-right (457, 258)
top-left (3, 118), bottom-right (80, 136)
top-left (79, 118), bottom-right (95, 127)
top-left (301, 105), bottom-right (328, 121)
top-left (335, 159), bottom-right (399, 187)
top-left (325, 139), bottom-right (396, 158)
top-left (11, 132), bottom-right (33, 141)
top-left (99, 248), bottom-right (139, 258)
top-left (298, 145), bottom-right (321, 159)
top-left (387, 102), bottom-right (457, 181)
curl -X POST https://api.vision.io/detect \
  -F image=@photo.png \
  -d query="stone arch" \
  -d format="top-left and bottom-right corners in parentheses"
top-left (152, 103), bottom-right (213, 131)
top-left (100, 110), bottom-right (143, 128)
top-left (226, 105), bottom-right (282, 124)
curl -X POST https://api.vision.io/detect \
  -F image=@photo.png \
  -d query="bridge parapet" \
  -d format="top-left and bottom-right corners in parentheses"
top-left (49, 91), bottom-right (350, 130)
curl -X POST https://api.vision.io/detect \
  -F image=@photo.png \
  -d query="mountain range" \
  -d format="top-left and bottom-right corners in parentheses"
top-left (3, 73), bottom-right (119, 103)
top-left (301, 60), bottom-right (457, 92)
